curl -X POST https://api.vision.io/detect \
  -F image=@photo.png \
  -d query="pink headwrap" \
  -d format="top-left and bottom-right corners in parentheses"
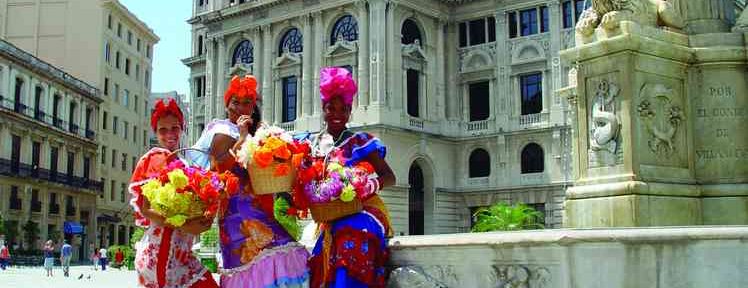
top-left (319, 67), bottom-right (357, 106)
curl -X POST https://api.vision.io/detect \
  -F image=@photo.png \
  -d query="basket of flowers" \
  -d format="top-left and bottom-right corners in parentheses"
top-left (139, 159), bottom-right (231, 227)
top-left (296, 160), bottom-right (378, 222)
top-left (236, 125), bottom-right (310, 195)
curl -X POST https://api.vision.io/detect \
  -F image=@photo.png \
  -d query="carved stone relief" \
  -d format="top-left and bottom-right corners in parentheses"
top-left (575, 0), bottom-right (685, 44)
top-left (637, 83), bottom-right (684, 158)
top-left (588, 78), bottom-right (621, 167)
top-left (490, 264), bottom-right (552, 288)
top-left (387, 266), bottom-right (449, 288)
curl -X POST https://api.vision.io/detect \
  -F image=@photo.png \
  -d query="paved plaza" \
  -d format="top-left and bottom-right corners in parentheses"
top-left (0, 265), bottom-right (219, 288)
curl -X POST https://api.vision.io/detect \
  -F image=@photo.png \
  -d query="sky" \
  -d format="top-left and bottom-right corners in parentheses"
top-left (120, 0), bottom-right (192, 97)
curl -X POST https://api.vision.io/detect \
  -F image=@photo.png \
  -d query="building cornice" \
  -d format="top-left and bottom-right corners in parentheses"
top-left (0, 40), bottom-right (102, 103)
top-left (102, 0), bottom-right (160, 43)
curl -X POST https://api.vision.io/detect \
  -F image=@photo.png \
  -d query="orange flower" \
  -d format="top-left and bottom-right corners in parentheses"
top-left (253, 148), bottom-right (274, 168)
top-left (264, 137), bottom-right (285, 151)
top-left (273, 163), bottom-right (291, 177)
top-left (273, 146), bottom-right (292, 160)
top-left (291, 153), bottom-right (304, 168)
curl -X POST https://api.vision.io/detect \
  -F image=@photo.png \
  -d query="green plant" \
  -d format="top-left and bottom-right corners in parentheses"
top-left (3, 221), bottom-right (18, 246)
top-left (130, 227), bottom-right (144, 249)
top-left (0, 214), bottom-right (5, 235)
top-left (471, 202), bottom-right (544, 232)
top-left (201, 257), bottom-right (218, 273)
top-left (21, 221), bottom-right (40, 247)
top-left (107, 244), bottom-right (135, 269)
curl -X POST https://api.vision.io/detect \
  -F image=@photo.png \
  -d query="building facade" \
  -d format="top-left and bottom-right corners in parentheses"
top-left (0, 0), bottom-right (158, 248)
top-left (149, 91), bottom-right (190, 149)
top-left (0, 39), bottom-right (102, 261)
top-left (184, 0), bottom-right (597, 234)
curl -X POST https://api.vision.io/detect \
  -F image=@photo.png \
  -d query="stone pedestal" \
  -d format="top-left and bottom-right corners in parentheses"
top-left (561, 17), bottom-right (748, 228)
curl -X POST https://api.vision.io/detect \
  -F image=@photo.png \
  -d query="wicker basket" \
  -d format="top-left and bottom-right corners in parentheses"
top-left (248, 161), bottom-right (297, 195)
top-left (309, 198), bottom-right (363, 222)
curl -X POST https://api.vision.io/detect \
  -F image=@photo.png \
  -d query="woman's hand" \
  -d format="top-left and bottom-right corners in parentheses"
top-left (179, 216), bottom-right (213, 235)
top-left (237, 115), bottom-right (254, 138)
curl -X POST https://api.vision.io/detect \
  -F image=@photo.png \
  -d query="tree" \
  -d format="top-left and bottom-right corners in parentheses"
top-left (471, 202), bottom-right (544, 232)
top-left (0, 214), bottom-right (5, 236)
top-left (21, 221), bottom-right (40, 248)
top-left (129, 227), bottom-right (144, 249)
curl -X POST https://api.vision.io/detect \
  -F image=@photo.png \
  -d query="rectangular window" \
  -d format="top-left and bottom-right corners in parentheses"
top-left (574, 0), bottom-right (586, 21)
top-left (468, 19), bottom-right (486, 46)
top-left (132, 156), bottom-right (136, 172)
top-left (100, 178), bottom-right (105, 198)
top-left (52, 94), bottom-right (60, 124)
top-left (11, 135), bottom-right (21, 173)
top-left (145, 70), bottom-right (150, 88)
top-left (104, 78), bottom-right (109, 95)
top-left (127, 31), bottom-right (132, 45)
top-left (520, 8), bottom-right (538, 36)
top-left (105, 43), bottom-right (111, 63)
top-left (147, 45), bottom-right (152, 58)
top-left (121, 153), bottom-right (127, 171)
top-left (520, 73), bottom-right (543, 115)
top-left (135, 64), bottom-right (140, 81)
top-left (83, 157), bottom-right (91, 180)
top-left (107, 14), bottom-right (112, 29)
top-left (120, 183), bottom-right (126, 202)
top-left (34, 86), bottom-right (43, 121)
top-left (124, 121), bottom-right (129, 140)
top-left (508, 12), bottom-right (518, 38)
top-left (540, 6), bottom-right (549, 33)
top-left (137, 38), bottom-right (141, 51)
top-left (32, 141), bottom-right (41, 171)
top-left (143, 129), bottom-right (148, 147)
top-left (562, 1), bottom-right (573, 29)
top-left (123, 89), bottom-right (129, 108)
top-left (459, 22), bottom-right (468, 47)
top-left (10, 186), bottom-right (20, 210)
top-left (134, 95), bottom-right (139, 112)
top-left (469, 81), bottom-right (490, 121)
top-left (114, 83), bottom-right (119, 102)
top-left (125, 58), bottom-right (130, 75)
top-left (102, 111), bottom-right (108, 130)
top-left (487, 16), bottom-right (496, 42)
top-left (133, 125), bottom-right (138, 143)
top-left (113, 116), bottom-right (118, 135)
top-left (282, 76), bottom-right (297, 122)
top-left (50, 147), bottom-right (59, 176)
top-left (117, 23), bottom-right (122, 37)
top-left (67, 152), bottom-right (75, 179)
top-left (112, 149), bottom-right (117, 168)
top-left (406, 69), bottom-right (419, 118)
top-left (110, 180), bottom-right (116, 201)
top-left (101, 146), bottom-right (107, 165)
top-left (116, 51), bottom-right (121, 69)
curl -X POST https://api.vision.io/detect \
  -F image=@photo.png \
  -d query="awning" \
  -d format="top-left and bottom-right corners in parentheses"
top-left (63, 221), bottom-right (84, 234)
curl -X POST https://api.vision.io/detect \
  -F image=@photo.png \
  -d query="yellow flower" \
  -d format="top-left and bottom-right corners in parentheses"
top-left (264, 137), bottom-right (285, 150)
top-left (168, 169), bottom-right (189, 189)
top-left (141, 179), bottom-right (162, 200)
top-left (165, 215), bottom-right (188, 227)
top-left (340, 185), bottom-right (356, 202)
top-left (327, 162), bottom-right (344, 174)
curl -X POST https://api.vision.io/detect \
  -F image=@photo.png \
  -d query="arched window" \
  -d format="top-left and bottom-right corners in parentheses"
top-left (521, 143), bottom-right (544, 174)
top-left (330, 15), bottom-right (358, 45)
top-left (278, 28), bottom-right (303, 56)
top-left (469, 149), bottom-right (491, 178)
top-left (408, 163), bottom-right (424, 235)
top-left (401, 19), bottom-right (422, 45)
top-left (232, 40), bottom-right (254, 66)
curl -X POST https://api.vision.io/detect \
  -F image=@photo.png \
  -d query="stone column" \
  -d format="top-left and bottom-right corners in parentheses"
top-left (205, 37), bottom-right (216, 120)
top-left (356, 0), bottom-right (370, 108)
top-left (368, 0), bottom-right (387, 107)
top-left (312, 12), bottom-right (323, 116)
top-left (434, 18), bottom-right (446, 119)
top-left (302, 14), bottom-right (313, 117)
top-left (216, 36), bottom-right (227, 119)
top-left (261, 24), bottom-right (273, 121)
top-left (494, 10), bottom-right (509, 128)
top-left (444, 22), bottom-right (458, 121)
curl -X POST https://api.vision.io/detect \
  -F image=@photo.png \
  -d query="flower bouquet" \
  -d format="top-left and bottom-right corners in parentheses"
top-left (294, 159), bottom-right (379, 222)
top-left (140, 160), bottom-right (227, 227)
top-left (236, 125), bottom-right (310, 194)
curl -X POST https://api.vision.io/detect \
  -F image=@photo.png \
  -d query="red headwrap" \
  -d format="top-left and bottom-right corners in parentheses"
top-left (150, 98), bottom-right (185, 132)
top-left (224, 75), bottom-right (259, 107)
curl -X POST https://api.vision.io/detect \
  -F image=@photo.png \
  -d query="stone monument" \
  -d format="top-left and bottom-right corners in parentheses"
top-left (561, 0), bottom-right (748, 227)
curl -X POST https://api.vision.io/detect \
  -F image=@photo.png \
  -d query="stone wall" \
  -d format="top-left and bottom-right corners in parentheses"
top-left (387, 227), bottom-right (748, 288)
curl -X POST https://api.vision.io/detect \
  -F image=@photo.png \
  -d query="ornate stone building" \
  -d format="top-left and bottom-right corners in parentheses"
top-left (0, 39), bottom-right (102, 261)
top-left (184, 0), bottom-right (594, 234)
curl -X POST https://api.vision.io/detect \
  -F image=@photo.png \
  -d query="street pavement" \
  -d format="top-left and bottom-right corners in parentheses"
top-left (0, 264), bottom-right (219, 287)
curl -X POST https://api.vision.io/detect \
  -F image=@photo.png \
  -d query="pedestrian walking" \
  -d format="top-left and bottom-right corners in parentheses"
top-left (0, 242), bottom-right (10, 270)
top-left (91, 249), bottom-right (100, 271)
top-left (60, 240), bottom-right (72, 277)
top-left (98, 247), bottom-right (108, 271)
top-left (43, 240), bottom-right (55, 277)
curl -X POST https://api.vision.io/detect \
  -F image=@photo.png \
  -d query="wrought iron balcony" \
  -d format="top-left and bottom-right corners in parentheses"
top-left (85, 129), bottom-right (96, 139)
top-left (69, 123), bottom-right (79, 134)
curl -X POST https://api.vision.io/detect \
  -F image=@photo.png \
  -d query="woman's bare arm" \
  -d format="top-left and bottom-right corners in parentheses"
top-left (367, 151), bottom-right (396, 189)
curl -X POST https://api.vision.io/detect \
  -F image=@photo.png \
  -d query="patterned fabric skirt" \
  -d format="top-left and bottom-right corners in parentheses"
top-left (220, 244), bottom-right (310, 288)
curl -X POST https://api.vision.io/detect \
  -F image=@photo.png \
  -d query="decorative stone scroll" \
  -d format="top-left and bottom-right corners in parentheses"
top-left (637, 83), bottom-right (684, 158)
